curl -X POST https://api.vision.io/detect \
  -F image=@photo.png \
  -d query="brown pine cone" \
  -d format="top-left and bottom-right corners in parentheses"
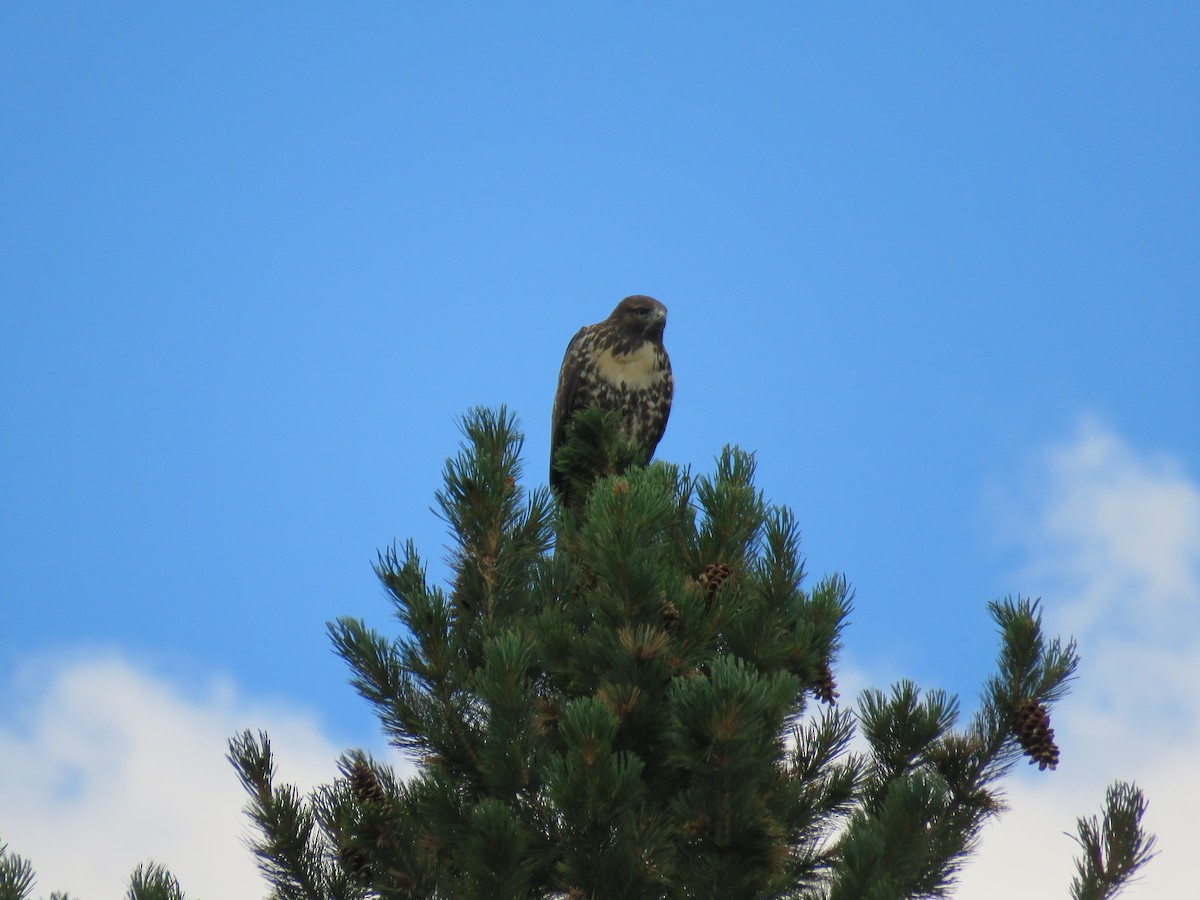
top-left (699, 563), bottom-right (735, 603)
top-left (349, 758), bottom-right (387, 804)
top-left (813, 661), bottom-right (839, 705)
top-left (1012, 698), bottom-right (1060, 771)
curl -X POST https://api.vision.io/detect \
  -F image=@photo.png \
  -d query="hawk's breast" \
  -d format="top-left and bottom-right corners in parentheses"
top-left (593, 343), bottom-right (664, 391)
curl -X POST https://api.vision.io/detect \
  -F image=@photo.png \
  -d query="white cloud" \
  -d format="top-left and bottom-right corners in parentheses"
top-left (0, 652), bottom-right (408, 899)
top-left (958, 417), bottom-right (1200, 899)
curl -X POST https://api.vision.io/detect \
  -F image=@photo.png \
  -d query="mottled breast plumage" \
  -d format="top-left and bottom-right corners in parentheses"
top-left (550, 295), bottom-right (673, 494)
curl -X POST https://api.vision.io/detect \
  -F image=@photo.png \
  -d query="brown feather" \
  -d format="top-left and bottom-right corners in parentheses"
top-left (550, 295), bottom-right (673, 495)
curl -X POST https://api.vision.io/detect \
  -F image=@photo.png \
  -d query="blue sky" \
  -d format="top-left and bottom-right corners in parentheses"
top-left (2, 5), bottom-right (1197, 897)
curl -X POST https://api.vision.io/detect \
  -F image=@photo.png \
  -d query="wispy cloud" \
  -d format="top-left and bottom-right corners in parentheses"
top-left (959, 417), bottom-right (1199, 898)
top-left (0, 652), bottom-right (398, 899)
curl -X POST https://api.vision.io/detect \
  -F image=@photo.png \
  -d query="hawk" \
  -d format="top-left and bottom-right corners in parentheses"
top-left (550, 295), bottom-right (673, 497)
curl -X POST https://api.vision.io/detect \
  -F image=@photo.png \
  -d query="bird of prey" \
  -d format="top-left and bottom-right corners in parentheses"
top-left (550, 295), bottom-right (673, 497)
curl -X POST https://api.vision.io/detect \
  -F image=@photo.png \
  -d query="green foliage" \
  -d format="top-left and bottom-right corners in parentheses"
top-left (551, 406), bottom-right (647, 510)
top-left (0, 844), bottom-right (35, 900)
top-left (1070, 782), bottom-right (1158, 900)
top-left (312, 406), bottom-right (853, 898)
top-left (974, 596), bottom-right (1079, 769)
top-left (125, 864), bottom-right (186, 900)
top-left (825, 597), bottom-right (1084, 899)
top-left (224, 405), bottom-right (1154, 899)
top-left (227, 729), bottom-right (369, 900)
top-left (0, 406), bottom-right (1158, 899)
top-left (0, 843), bottom-right (182, 900)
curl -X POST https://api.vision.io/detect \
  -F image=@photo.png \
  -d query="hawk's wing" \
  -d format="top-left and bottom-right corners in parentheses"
top-left (550, 325), bottom-right (593, 486)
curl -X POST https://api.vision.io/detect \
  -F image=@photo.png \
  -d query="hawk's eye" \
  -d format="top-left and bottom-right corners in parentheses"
top-left (635, 307), bottom-right (650, 317)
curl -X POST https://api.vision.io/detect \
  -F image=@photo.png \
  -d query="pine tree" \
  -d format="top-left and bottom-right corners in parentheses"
top-left (0, 406), bottom-right (1156, 899)
top-left (223, 406), bottom-right (1154, 899)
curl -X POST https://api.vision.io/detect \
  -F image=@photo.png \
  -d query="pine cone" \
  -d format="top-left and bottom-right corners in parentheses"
top-left (813, 661), bottom-right (839, 705)
top-left (699, 563), bottom-right (735, 603)
top-left (1011, 698), bottom-right (1060, 771)
top-left (660, 598), bottom-right (681, 630)
top-left (349, 758), bottom-right (387, 804)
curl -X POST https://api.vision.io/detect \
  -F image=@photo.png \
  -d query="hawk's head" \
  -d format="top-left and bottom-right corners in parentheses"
top-left (608, 295), bottom-right (667, 343)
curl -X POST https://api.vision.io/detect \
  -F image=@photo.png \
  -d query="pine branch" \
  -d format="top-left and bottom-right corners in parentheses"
top-left (752, 506), bottom-right (806, 615)
top-left (227, 730), bottom-right (335, 900)
top-left (830, 770), bottom-right (969, 900)
top-left (825, 596), bottom-right (1083, 898)
top-left (858, 682), bottom-right (958, 794)
top-left (126, 863), bottom-right (187, 900)
top-left (551, 406), bottom-right (647, 512)
top-left (784, 708), bottom-right (869, 887)
top-left (331, 543), bottom-right (490, 783)
top-left (0, 843), bottom-right (188, 900)
top-left (0, 843), bottom-right (35, 900)
top-left (694, 445), bottom-right (767, 569)
top-left (973, 596), bottom-right (1078, 775)
top-left (327, 613), bottom-right (424, 752)
top-left (437, 406), bottom-right (554, 620)
top-left (825, 684), bottom-right (967, 899)
top-left (1069, 781), bottom-right (1157, 900)
top-left (310, 754), bottom-right (437, 899)
top-left (543, 697), bottom-right (657, 899)
top-left (789, 706), bottom-right (862, 799)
